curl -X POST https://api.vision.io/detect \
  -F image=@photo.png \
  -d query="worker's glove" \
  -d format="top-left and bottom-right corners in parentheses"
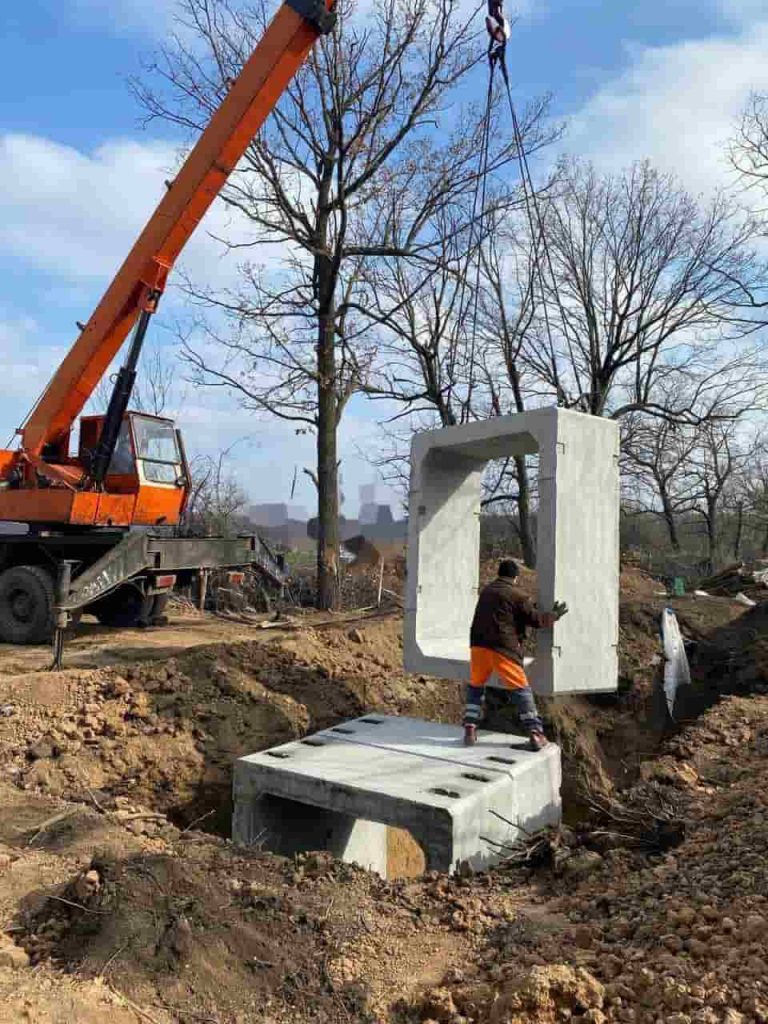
top-left (552, 601), bottom-right (569, 620)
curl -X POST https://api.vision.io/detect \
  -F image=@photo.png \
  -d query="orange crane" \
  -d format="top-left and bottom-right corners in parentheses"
top-left (0, 0), bottom-right (334, 647)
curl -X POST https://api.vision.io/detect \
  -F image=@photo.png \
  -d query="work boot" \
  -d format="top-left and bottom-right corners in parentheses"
top-left (528, 730), bottom-right (548, 752)
top-left (463, 723), bottom-right (478, 746)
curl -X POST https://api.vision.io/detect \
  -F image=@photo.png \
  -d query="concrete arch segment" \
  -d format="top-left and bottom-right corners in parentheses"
top-left (404, 407), bottom-right (620, 696)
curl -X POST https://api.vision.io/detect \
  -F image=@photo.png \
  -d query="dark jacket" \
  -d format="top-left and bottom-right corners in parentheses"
top-left (469, 577), bottom-right (543, 664)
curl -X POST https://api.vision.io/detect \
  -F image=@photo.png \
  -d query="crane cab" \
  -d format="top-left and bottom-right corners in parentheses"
top-left (0, 412), bottom-right (188, 529)
top-left (77, 411), bottom-right (189, 527)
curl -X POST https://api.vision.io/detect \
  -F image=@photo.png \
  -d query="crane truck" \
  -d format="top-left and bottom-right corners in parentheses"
top-left (0, 0), bottom-right (335, 650)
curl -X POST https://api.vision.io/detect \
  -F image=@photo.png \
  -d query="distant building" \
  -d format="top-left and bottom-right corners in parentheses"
top-left (359, 502), bottom-right (379, 525)
top-left (360, 504), bottom-right (396, 526)
top-left (248, 503), bottom-right (306, 527)
top-left (359, 484), bottom-right (378, 524)
top-left (373, 505), bottom-right (394, 526)
top-left (307, 507), bottom-right (404, 546)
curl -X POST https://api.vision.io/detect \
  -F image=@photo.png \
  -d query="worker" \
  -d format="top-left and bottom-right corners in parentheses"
top-left (464, 559), bottom-right (567, 750)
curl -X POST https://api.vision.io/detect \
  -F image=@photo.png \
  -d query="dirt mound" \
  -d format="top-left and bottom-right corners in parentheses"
top-left (407, 694), bottom-right (768, 1024)
top-left (8, 811), bottom-right (484, 1024)
top-left (446, 963), bottom-right (606, 1023)
top-left (0, 617), bottom-right (463, 835)
top-left (19, 847), bottom-right (376, 1024)
top-left (620, 566), bottom-right (664, 599)
top-left (0, 586), bottom-right (767, 1023)
top-left (0, 585), bottom-right (749, 844)
top-left (8, 691), bottom-right (768, 1024)
top-left (0, 581), bottom-right (753, 847)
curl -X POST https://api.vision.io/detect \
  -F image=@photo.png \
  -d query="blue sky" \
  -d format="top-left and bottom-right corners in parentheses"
top-left (1, 0), bottom-right (766, 515)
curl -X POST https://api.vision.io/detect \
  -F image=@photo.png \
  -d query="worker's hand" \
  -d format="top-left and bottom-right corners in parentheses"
top-left (552, 600), bottom-right (569, 620)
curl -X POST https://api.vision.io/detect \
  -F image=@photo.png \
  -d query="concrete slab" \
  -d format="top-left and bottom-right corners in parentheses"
top-left (233, 715), bottom-right (561, 876)
top-left (404, 407), bottom-right (620, 695)
top-left (316, 714), bottom-right (555, 774)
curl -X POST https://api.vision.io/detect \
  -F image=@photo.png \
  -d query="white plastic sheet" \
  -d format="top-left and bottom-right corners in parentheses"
top-left (661, 607), bottom-right (691, 718)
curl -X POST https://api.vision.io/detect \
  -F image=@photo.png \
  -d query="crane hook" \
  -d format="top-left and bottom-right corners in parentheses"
top-left (486, 0), bottom-right (510, 58)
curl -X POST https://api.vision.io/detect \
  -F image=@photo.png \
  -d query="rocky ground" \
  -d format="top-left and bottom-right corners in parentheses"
top-left (0, 573), bottom-right (764, 1022)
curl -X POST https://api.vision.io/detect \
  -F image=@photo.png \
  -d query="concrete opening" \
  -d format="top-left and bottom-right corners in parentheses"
top-left (238, 793), bottom-right (425, 877)
top-left (404, 407), bottom-right (620, 696)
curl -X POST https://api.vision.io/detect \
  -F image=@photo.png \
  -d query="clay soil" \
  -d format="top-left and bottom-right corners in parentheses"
top-left (0, 575), bottom-right (765, 1023)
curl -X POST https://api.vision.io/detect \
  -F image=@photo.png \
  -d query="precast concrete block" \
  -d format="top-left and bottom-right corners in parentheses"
top-left (404, 407), bottom-right (620, 695)
top-left (233, 715), bottom-right (561, 877)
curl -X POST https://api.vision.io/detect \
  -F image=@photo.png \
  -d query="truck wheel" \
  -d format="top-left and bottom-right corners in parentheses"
top-left (89, 585), bottom-right (153, 628)
top-left (0, 565), bottom-right (55, 644)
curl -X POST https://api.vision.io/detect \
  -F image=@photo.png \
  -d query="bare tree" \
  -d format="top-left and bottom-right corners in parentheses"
top-left (132, 346), bottom-right (179, 418)
top-left (91, 342), bottom-right (181, 417)
top-left (472, 217), bottom-right (547, 566)
top-left (684, 421), bottom-right (759, 573)
top-left (136, 0), bottom-right (498, 608)
top-left (520, 158), bottom-right (767, 421)
top-left (731, 93), bottom-right (768, 205)
top-left (182, 444), bottom-right (249, 536)
top-left (361, 207), bottom-right (473, 430)
top-left (359, 146), bottom-right (557, 568)
top-left (743, 454), bottom-right (768, 557)
top-left (621, 414), bottom-right (699, 553)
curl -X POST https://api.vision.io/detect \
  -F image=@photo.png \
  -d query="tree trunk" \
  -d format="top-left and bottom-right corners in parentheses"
top-left (313, 161), bottom-right (340, 613)
top-left (515, 454), bottom-right (536, 568)
top-left (316, 277), bottom-right (339, 610)
top-left (661, 497), bottom-right (681, 553)
top-left (733, 501), bottom-right (744, 561)
top-left (706, 501), bottom-right (718, 575)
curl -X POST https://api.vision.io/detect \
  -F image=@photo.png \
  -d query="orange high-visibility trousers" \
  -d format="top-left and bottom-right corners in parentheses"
top-left (470, 646), bottom-right (528, 690)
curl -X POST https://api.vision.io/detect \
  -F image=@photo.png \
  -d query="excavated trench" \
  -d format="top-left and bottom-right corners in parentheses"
top-left (3, 594), bottom-right (761, 876)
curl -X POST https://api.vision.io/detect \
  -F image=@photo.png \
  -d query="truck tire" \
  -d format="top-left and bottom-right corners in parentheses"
top-left (89, 584), bottom-right (154, 628)
top-left (0, 565), bottom-right (55, 644)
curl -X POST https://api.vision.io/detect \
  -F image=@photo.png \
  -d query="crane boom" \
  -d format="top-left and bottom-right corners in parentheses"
top-left (21, 0), bottom-right (333, 459)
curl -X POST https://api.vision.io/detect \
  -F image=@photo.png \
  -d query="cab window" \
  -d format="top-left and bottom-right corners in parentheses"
top-left (132, 416), bottom-right (181, 485)
top-left (108, 421), bottom-right (135, 475)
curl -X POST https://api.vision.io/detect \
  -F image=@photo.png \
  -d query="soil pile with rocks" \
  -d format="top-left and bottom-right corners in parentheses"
top-left (4, 690), bottom-right (768, 1024)
top-left (409, 693), bottom-right (768, 1024)
top-left (692, 602), bottom-right (768, 696)
top-left (0, 618), bottom-right (463, 835)
top-left (0, 578), bottom-right (764, 1022)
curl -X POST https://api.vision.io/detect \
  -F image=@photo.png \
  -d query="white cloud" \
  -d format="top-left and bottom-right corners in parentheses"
top-left (0, 133), bottom-right (263, 292)
top-left (568, 19), bottom-right (768, 199)
top-left (0, 313), bottom-right (397, 511)
top-left (0, 131), bottom-right (330, 501)
top-left (0, 135), bottom-right (177, 282)
top-left (161, 388), bottom-right (400, 511)
top-left (0, 317), bottom-right (59, 390)
top-left (0, 129), bottom-right (306, 345)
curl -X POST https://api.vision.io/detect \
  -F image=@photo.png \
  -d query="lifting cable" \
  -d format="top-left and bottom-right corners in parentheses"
top-left (452, 56), bottom-right (496, 417)
top-left (464, 58), bottom-right (495, 413)
top-left (460, 0), bottom-right (574, 399)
